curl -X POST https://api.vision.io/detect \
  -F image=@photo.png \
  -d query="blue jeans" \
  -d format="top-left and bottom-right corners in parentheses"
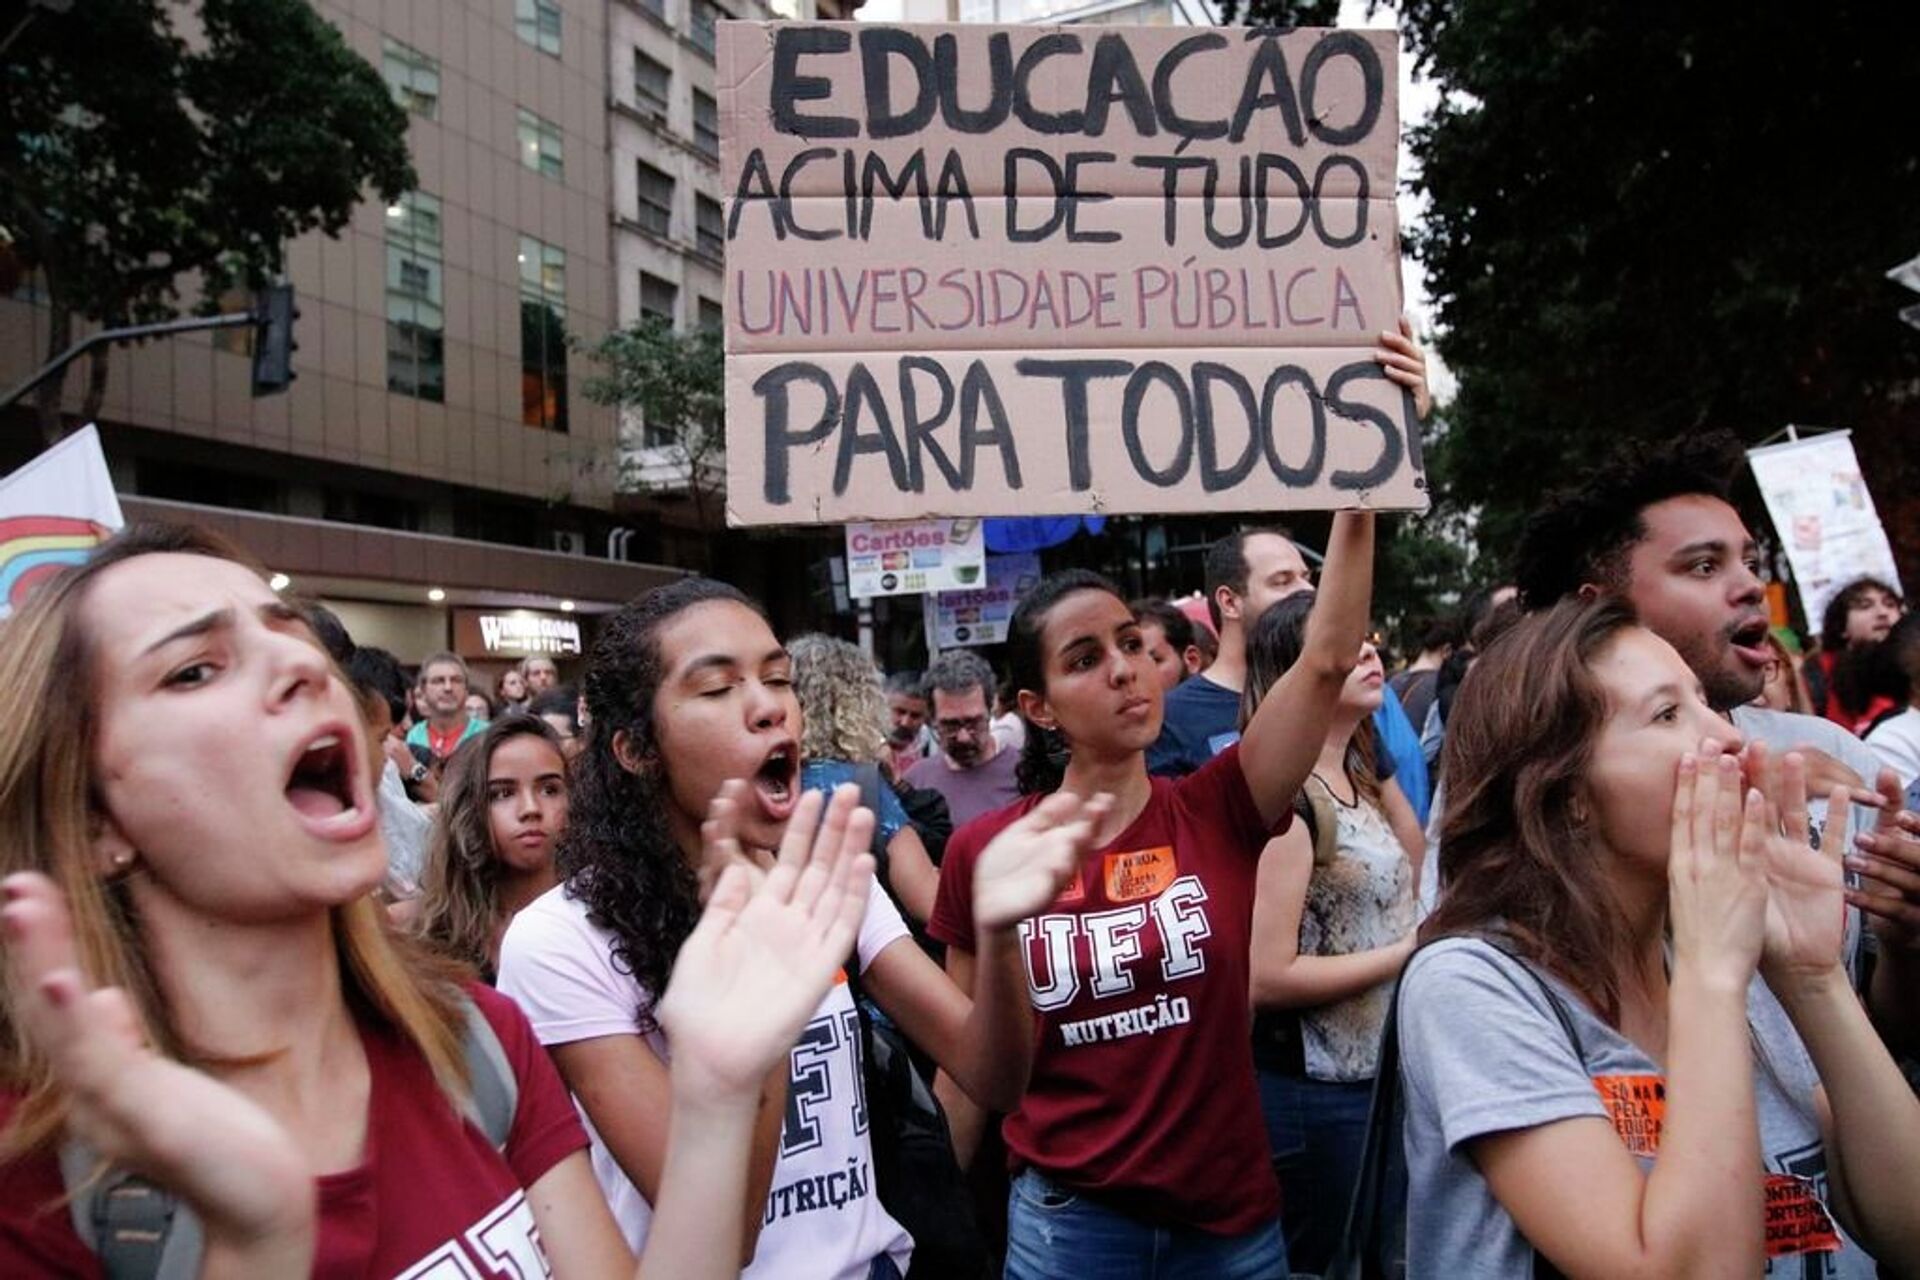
top-left (1003, 1168), bottom-right (1287, 1280)
top-left (867, 1255), bottom-right (904, 1280)
top-left (1258, 1070), bottom-right (1401, 1278)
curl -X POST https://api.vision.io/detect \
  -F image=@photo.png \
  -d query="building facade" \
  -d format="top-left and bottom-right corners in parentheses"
top-left (0, 0), bottom-right (689, 668)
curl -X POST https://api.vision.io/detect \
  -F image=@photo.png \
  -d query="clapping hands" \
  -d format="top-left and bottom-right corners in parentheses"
top-left (664, 784), bottom-right (874, 1105)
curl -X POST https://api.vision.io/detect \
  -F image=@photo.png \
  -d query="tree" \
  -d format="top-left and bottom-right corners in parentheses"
top-left (1, 0), bottom-right (415, 442)
top-left (577, 317), bottom-right (728, 528)
top-left (1392, 1), bottom-right (1920, 578)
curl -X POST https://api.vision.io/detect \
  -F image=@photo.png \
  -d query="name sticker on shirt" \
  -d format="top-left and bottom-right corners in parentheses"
top-left (1762, 1174), bottom-right (1842, 1259)
top-left (1103, 847), bottom-right (1178, 903)
top-left (1591, 1074), bottom-right (1665, 1157)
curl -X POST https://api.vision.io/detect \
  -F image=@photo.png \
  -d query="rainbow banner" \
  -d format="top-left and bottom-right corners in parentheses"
top-left (0, 426), bottom-right (124, 618)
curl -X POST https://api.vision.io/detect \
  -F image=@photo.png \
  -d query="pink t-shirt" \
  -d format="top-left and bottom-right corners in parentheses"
top-left (497, 878), bottom-right (914, 1280)
top-left (928, 745), bottom-right (1286, 1235)
top-left (0, 984), bottom-right (587, 1277)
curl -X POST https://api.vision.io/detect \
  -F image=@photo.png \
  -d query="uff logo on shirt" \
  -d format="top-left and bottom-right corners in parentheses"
top-left (1019, 867), bottom-right (1214, 1046)
top-left (393, 1192), bottom-right (548, 1279)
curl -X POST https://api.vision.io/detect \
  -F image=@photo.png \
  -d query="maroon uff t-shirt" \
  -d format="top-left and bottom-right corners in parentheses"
top-left (0, 983), bottom-right (587, 1278)
top-left (928, 745), bottom-right (1285, 1235)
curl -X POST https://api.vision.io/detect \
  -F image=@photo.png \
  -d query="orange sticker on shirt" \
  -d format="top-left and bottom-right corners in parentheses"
top-left (1103, 847), bottom-right (1177, 902)
top-left (1591, 1074), bottom-right (1666, 1157)
top-left (1763, 1174), bottom-right (1842, 1258)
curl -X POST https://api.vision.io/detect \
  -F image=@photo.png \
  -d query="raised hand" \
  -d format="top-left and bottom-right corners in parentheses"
top-left (1745, 745), bottom-right (1849, 980)
top-left (1375, 314), bottom-right (1433, 422)
top-left (1666, 746), bottom-right (1768, 991)
top-left (660, 785), bottom-right (874, 1105)
top-left (1847, 770), bottom-right (1920, 951)
top-left (0, 874), bottom-right (315, 1273)
top-left (972, 791), bottom-right (1113, 931)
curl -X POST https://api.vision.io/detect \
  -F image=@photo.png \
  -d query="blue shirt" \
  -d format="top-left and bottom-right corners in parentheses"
top-left (1147, 675), bottom-right (1418, 819)
top-left (801, 759), bottom-right (909, 844)
top-left (1146, 676), bottom-right (1243, 778)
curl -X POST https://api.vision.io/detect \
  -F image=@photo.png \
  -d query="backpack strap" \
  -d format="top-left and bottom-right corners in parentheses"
top-left (1300, 774), bottom-right (1342, 868)
top-left (59, 1143), bottom-right (203, 1280)
top-left (59, 994), bottom-right (516, 1280)
top-left (457, 991), bottom-right (520, 1151)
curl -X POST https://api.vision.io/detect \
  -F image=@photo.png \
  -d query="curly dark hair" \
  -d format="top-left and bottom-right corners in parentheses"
top-left (1512, 432), bottom-right (1743, 611)
top-left (1819, 575), bottom-right (1902, 652)
top-left (1008, 569), bottom-right (1126, 795)
top-left (558, 577), bottom-right (762, 1030)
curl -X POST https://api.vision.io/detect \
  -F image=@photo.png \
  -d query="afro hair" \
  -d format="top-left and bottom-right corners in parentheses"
top-left (1512, 432), bottom-right (1744, 611)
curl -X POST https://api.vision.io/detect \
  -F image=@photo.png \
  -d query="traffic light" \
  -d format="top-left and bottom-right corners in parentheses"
top-left (251, 284), bottom-right (299, 395)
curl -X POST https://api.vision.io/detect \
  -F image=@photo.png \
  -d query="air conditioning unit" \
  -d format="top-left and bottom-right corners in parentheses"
top-left (551, 529), bottom-right (586, 556)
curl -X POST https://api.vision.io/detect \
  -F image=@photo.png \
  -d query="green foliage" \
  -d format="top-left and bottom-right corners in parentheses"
top-left (2, 0), bottom-right (415, 430)
top-left (1397, 1), bottom-right (1920, 574)
top-left (1214, 0), bottom-right (1342, 31)
top-left (576, 316), bottom-right (727, 517)
top-left (4, 0), bottom-right (415, 314)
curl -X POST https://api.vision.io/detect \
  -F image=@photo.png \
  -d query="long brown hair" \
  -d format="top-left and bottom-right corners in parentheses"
top-left (415, 713), bottom-right (567, 979)
top-left (1422, 595), bottom-right (1640, 1025)
top-left (1241, 593), bottom-right (1383, 810)
top-left (0, 524), bottom-right (472, 1157)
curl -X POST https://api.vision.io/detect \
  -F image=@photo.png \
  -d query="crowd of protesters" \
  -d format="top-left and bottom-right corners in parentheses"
top-left (3, 324), bottom-right (1920, 1280)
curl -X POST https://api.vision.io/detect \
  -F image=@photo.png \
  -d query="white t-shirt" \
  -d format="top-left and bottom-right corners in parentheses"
top-left (1866, 706), bottom-right (1920, 791)
top-left (496, 878), bottom-right (915, 1280)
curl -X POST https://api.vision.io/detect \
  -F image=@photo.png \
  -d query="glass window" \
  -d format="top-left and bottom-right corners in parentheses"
top-left (690, 0), bottom-right (722, 57)
top-left (633, 49), bottom-right (671, 116)
top-left (698, 297), bottom-right (723, 331)
top-left (695, 193), bottom-right (723, 260)
top-left (519, 235), bottom-right (568, 432)
top-left (381, 37), bottom-right (440, 119)
top-left (639, 271), bottom-right (678, 324)
top-left (515, 0), bottom-right (562, 55)
top-left (692, 88), bottom-right (719, 161)
top-left (516, 108), bottom-right (564, 180)
top-left (634, 160), bottom-right (674, 238)
top-left (386, 192), bottom-right (445, 402)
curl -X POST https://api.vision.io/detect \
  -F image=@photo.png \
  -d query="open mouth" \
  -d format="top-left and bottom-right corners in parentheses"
top-left (750, 739), bottom-right (800, 821)
top-left (285, 726), bottom-right (372, 838)
top-left (1729, 616), bottom-right (1773, 668)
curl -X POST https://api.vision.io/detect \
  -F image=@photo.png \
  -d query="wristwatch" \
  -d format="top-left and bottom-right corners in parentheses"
top-left (409, 761), bottom-right (429, 783)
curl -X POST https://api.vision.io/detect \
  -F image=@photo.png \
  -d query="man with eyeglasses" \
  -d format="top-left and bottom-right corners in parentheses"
top-left (903, 650), bottom-right (1022, 828)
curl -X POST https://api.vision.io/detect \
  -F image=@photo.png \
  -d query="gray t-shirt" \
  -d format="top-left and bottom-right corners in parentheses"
top-left (903, 746), bottom-right (1022, 830)
top-left (1398, 938), bottom-right (1874, 1280)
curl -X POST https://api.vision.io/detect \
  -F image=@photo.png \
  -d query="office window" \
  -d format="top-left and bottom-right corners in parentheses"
top-left (639, 271), bottom-right (678, 324)
top-left (692, 88), bottom-right (719, 161)
top-left (519, 235), bottom-right (568, 432)
top-left (381, 37), bottom-right (440, 118)
top-left (690, 0), bottom-right (722, 57)
top-left (517, 108), bottom-right (564, 180)
top-left (634, 160), bottom-right (674, 238)
top-left (698, 297), bottom-right (723, 331)
top-left (386, 192), bottom-right (444, 402)
top-left (633, 49), bottom-right (671, 116)
top-left (695, 193), bottom-right (723, 260)
top-left (516, 0), bottom-right (562, 55)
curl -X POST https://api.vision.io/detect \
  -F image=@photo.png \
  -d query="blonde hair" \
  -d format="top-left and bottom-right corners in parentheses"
top-left (0, 524), bottom-right (472, 1158)
top-left (789, 633), bottom-right (888, 766)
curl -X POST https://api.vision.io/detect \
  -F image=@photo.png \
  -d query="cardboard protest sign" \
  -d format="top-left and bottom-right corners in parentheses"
top-left (719, 22), bottom-right (1421, 525)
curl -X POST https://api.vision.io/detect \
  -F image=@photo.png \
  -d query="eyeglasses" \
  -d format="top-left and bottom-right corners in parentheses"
top-left (935, 716), bottom-right (990, 738)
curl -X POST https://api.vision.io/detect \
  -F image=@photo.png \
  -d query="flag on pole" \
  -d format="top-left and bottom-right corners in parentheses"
top-left (0, 425), bottom-right (124, 618)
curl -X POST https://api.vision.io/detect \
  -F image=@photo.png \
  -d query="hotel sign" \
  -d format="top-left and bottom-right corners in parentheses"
top-left (454, 608), bottom-right (584, 659)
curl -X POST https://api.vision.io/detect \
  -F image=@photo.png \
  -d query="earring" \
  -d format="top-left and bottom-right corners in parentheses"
top-left (108, 850), bottom-right (134, 874)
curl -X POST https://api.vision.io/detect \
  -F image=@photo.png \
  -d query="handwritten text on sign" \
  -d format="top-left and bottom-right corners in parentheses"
top-left (719, 23), bottom-right (1423, 525)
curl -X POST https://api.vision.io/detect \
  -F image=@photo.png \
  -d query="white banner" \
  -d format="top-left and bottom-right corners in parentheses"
top-left (0, 425), bottom-right (125, 618)
top-left (1747, 430), bottom-right (1902, 626)
top-left (927, 552), bottom-right (1043, 649)
top-left (846, 518), bottom-right (985, 599)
